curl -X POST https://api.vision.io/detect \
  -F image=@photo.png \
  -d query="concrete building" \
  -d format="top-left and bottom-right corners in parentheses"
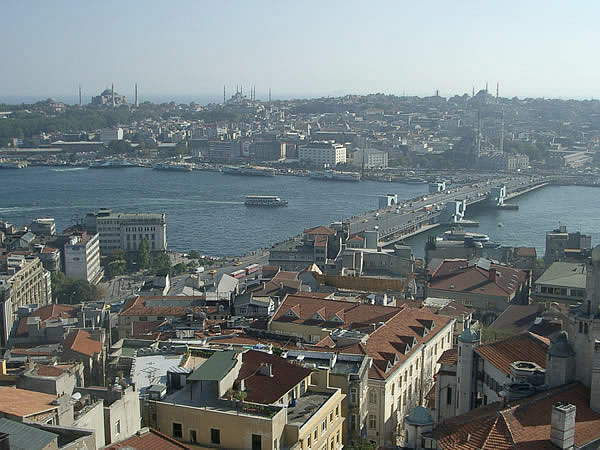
top-left (30, 218), bottom-right (56, 236)
top-left (146, 349), bottom-right (345, 450)
top-left (544, 225), bottom-right (592, 268)
top-left (268, 294), bottom-right (455, 446)
top-left (98, 128), bottom-right (124, 145)
top-left (298, 141), bottom-right (347, 167)
top-left (90, 209), bottom-right (167, 255)
top-left (534, 261), bottom-right (586, 304)
top-left (0, 255), bottom-right (52, 349)
top-left (64, 232), bottom-right (103, 284)
top-left (351, 148), bottom-right (388, 169)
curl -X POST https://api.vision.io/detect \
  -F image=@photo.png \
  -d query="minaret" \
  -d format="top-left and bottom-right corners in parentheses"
top-left (111, 83), bottom-right (115, 107)
top-left (269, 88), bottom-right (272, 102)
top-left (485, 81), bottom-right (488, 94)
top-left (135, 83), bottom-right (139, 108)
top-left (223, 85), bottom-right (226, 104)
top-left (496, 82), bottom-right (499, 99)
top-left (472, 86), bottom-right (475, 97)
top-left (79, 85), bottom-right (82, 107)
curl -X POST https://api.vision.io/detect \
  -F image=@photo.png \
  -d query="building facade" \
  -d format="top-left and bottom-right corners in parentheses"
top-left (298, 141), bottom-right (347, 167)
top-left (0, 255), bottom-right (52, 348)
top-left (64, 232), bottom-right (103, 284)
top-left (91, 209), bottom-right (167, 254)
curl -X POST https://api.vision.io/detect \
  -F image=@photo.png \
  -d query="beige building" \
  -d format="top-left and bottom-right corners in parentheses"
top-left (0, 254), bottom-right (52, 348)
top-left (268, 294), bottom-right (455, 446)
top-left (92, 209), bottom-right (167, 255)
top-left (299, 141), bottom-right (347, 167)
top-left (146, 349), bottom-right (345, 450)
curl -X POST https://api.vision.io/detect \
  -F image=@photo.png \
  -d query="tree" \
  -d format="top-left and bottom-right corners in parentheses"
top-left (51, 271), bottom-right (103, 304)
top-left (188, 250), bottom-right (201, 260)
top-left (106, 260), bottom-right (126, 278)
top-left (137, 238), bottom-right (151, 270)
top-left (172, 263), bottom-right (187, 275)
top-left (152, 252), bottom-right (172, 276)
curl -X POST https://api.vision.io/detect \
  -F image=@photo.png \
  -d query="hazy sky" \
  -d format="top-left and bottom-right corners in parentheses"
top-left (1, 1), bottom-right (598, 101)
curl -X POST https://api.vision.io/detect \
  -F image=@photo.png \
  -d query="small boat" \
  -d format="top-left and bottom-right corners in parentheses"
top-left (0, 160), bottom-right (27, 169)
top-left (497, 223), bottom-right (504, 227)
top-left (244, 195), bottom-right (288, 207)
top-left (89, 159), bottom-right (136, 169)
top-left (443, 229), bottom-right (489, 242)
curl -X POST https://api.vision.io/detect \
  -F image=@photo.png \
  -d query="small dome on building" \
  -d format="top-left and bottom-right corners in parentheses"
top-left (459, 327), bottom-right (479, 343)
top-left (548, 331), bottom-right (575, 357)
top-left (405, 406), bottom-right (433, 426)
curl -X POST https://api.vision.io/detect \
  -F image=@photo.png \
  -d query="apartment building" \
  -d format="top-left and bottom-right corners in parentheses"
top-left (64, 232), bottom-right (103, 284)
top-left (268, 294), bottom-right (455, 446)
top-left (146, 349), bottom-right (345, 450)
top-left (0, 255), bottom-right (52, 348)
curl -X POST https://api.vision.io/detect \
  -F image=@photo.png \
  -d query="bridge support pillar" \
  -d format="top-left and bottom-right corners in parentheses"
top-left (487, 185), bottom-right (506, 206)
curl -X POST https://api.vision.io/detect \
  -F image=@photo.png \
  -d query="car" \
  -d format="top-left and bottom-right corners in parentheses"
top-left (194, 266), bottom-right (205, 274)
top-left (209, 269), bottom-right (217, 275)
top-left (233, 261), bottom-right (243, 266)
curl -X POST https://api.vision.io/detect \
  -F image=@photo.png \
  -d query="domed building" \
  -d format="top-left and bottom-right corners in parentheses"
top-left (91, 84), bottom-right (127, 106)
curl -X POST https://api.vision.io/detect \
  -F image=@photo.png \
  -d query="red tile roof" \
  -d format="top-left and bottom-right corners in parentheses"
top-left (272, 294), bottom-right (453, 380)
top-left (16, 304), bottom-right (79, 336)
top-left (0, 387), bottom-right (58, 418)
top-left (33, 364), bottom-right (66, 377)
top-left (237, 350), bottom-right (312, 404)
top-left (106, 427), bottom-right (190, 449)
top-left (426, 383), bottom-right (600, 449)
top-left (429, 260), bottom-right (528, 297)
top-left (438, 349), bottom-right (458, 365)
top-left (515, 247), bottom-right (536, 258)
top-left (62, 329), bottom-right (102, 357)
top-left (120, 296), bottom-right (205, 317)
top-left (475, 332), bottom-right (549, 375)
top-left (304, 225), bottom-right (336, 236)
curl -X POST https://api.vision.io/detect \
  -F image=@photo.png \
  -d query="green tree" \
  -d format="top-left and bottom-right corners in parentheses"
top-left (172, 262), bottom-right (187, 275)
top-left (137, 238), bottom-right (151, 270)
top-left (152, 252), bottom-right (172, 276)
top-left (51, 271), bottom-right (102, 304)
top-left (106, 260), bottom-right (126, 278)
top-left (188, 250), bottom-right (201, 260)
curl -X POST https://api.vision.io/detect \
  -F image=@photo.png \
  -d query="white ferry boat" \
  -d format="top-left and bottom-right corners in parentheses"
top-left (309, 170), bottom-right (361, 182)
top-left (152, 162), bottom-right (193, 172)
top-left (244, 195), bottom-right (288, 207)
top-left (443, 229), bottom-right (490, 242)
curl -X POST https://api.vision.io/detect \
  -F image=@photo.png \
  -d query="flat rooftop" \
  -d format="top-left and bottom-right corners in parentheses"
top-left (287, 391), bottom-right (332, 427)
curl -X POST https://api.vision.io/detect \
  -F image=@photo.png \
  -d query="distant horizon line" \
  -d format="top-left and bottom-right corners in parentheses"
top-left (1, 90), bottom-right (599, 106)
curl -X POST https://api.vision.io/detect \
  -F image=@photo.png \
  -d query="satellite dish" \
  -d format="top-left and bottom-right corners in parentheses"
top-left (71, 392), bottom-right (82, 401)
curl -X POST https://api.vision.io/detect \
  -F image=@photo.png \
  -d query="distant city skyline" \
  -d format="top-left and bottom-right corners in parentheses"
top-left (2, 1), bottom-right (599, 101)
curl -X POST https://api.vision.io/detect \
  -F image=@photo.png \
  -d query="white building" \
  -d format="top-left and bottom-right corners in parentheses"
top-left (351, 148), bottom-right (388, 169)
top-left (64, 233), bottom-right (103, 284)
top-left (93, 209), bottom-right (167, 255)
top-left (298, 140), bottom-right (346, 167)
top-left (99, 128), bottom-right (124, 145)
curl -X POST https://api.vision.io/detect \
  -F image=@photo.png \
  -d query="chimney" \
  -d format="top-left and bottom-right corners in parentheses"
top-left (551, 402), bottom-right (576, 449)
top-left (489, 269), bottom-right (497, 282)
top-left (259, 363), bottom-right (273, 377)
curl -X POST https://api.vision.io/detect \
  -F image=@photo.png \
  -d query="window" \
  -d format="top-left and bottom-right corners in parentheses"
top-left (314, 429), bottom-right (318, 441)
top-left (173, 423), bottom-right (182, 439)
top-left (447, 387), bottom-right (452, 405)
top-left (274, 438), bottom-right (278, 450)
top-left (308, 433), bottom-right (312, 448)
top-left (190, 430), bottom-right (197, 444)
top-left (115, 420), bottom-right (121, 436)
top-left (391, 383), bottom-right (395, 396)
top-left (369, 413), bottom-right (377, 430)
top-left (350, 388), bottom-right (357, 404)
top-left (210, 428), bottom-right (220, 444)
top-left (322, 419), bottom-right (327, 432)
top-left (252, 434), bottom-right (262, 450)
top-left (369, 389), bottom-right (377, 404)
top-left (350, 414), bottom-right (357, 431)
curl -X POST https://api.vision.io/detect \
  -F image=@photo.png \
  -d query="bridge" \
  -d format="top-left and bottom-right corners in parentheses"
top-left (346, 176), bottom-right (549, 246)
